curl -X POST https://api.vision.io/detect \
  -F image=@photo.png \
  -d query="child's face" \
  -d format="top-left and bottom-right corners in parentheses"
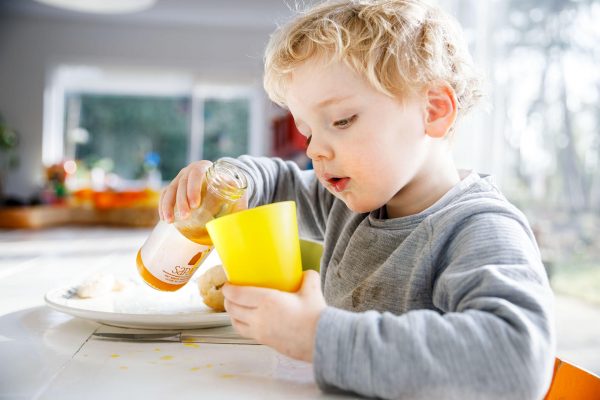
top-left (285, 57), bottom-right (435, 215)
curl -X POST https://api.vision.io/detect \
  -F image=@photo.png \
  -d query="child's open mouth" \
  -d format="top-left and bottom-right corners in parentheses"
top-left (327, 176), bottom-right (350, 192)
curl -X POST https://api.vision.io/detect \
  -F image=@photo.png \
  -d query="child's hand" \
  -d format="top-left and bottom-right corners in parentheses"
top-left (159, 160), bottom-right (247, 222)
top-left (160, 160), bottom-right (213, 222)
top-left (222, 270), bottom-right (326, 362)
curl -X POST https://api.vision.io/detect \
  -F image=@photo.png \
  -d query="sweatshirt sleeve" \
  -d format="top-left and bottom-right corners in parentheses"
top-left (222, 155), bottom-right (335, 241)
top-left (313, 213), bottom-right (556, 400)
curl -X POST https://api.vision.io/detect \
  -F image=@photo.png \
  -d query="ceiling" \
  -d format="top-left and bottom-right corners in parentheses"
top-left (0, 0), bottom-right (301, 29)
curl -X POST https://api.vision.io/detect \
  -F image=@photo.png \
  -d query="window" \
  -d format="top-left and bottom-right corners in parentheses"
top-left (202, 98), bottom-right (249, 161)
top-left (44, 65), bottom-right (262, 187)
top-left (64, 93), bottom-right (190, 181)
top-left (446, 0), bottom-right (600, 310)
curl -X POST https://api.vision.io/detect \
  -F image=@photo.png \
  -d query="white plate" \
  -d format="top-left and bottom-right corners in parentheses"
top-left (44, 280), bottom-right (230, 330)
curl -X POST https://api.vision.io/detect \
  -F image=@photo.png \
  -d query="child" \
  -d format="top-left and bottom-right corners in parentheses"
top-left (160, 1), bottom-right (555, 398)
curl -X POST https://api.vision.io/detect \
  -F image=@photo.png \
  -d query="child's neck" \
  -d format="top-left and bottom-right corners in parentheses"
top-left (385, 153), bottom-right (460, 219)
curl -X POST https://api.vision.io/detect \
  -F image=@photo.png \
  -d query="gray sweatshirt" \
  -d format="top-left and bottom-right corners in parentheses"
top-left (227, 155), bottom-right (555, 400)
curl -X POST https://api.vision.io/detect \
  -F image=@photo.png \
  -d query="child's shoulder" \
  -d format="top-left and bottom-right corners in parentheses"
top-left (429, 171), bottom-right (531, 234)
top-left (427, 172), bottom-right (542, 267)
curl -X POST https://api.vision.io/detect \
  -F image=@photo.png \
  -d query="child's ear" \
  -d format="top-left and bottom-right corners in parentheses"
top-left (423, 84), bottom-right (457, 139)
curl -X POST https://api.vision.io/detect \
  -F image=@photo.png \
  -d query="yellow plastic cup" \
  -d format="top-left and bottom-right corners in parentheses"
top-left (205, 201), bottom-right (303, 292)
top-left (299, 239), bottom-right (323, 272)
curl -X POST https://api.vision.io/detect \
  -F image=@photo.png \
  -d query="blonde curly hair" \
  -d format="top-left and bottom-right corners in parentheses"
top-left (264, 0), bottom-right (482, 116)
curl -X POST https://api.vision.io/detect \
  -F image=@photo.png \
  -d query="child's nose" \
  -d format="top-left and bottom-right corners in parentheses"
top-left (306, 134), bottom-right (333, 161)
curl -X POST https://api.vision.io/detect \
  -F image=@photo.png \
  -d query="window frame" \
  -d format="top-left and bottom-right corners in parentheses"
top-left (43, 64), bottom-right (263, 181)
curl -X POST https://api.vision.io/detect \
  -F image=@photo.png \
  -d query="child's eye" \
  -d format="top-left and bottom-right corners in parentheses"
top-left (333, 115), bottom-right (357, 129)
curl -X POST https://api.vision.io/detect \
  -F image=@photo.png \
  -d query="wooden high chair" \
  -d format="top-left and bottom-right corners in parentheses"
top-left (544, 357), bottom-right (600, 399)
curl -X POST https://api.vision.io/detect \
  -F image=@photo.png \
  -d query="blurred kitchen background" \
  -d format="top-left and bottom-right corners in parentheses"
top-left (0, 0), bottom-right (599, 373)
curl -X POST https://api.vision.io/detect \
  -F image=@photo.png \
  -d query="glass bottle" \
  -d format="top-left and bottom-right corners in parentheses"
top-left (136, 160), bottom-right (247, 291)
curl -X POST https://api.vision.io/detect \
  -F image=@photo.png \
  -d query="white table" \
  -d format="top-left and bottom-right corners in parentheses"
top-left (0, 227), bottom-right (359, 399)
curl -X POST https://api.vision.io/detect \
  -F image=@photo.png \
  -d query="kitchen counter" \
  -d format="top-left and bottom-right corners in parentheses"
top-left (0, 205), bottom-right (158, 229)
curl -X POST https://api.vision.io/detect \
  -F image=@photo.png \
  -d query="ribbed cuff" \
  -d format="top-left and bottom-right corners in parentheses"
top-left (313, 306), bottom-right (360, 393)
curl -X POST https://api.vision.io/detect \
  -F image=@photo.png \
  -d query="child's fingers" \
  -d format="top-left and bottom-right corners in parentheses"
top-left (160, 179), bottom-right (179, 222)
top-left (230, 317), bottom-right (251, 338)
top-left (187, 162), bottom-right (210, 209)
top-left (300, 270), bottom-right (321, 295)
top-left (223, 283), bottom-right (276, 308)
top-left (175, 173), bottom-right (191, 219)
top-left (158, 188), bottom-right (165, 221)
top-left (159, 181), bottom-right (174, 220)
top-left (224, 298), bottom-right (255, 322)
top-left (225, 300), bottom-right (259, 341)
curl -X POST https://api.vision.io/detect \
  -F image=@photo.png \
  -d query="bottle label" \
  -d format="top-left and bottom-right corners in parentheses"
top-left (140, 221), bottom-right (212, 286)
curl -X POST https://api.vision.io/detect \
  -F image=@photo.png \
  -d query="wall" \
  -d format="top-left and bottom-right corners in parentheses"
top-left (0, 14), bottom-right (273, 200)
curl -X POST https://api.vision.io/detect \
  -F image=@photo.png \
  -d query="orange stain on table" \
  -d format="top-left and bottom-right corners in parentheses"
top-left (110, 354), bottom-right (120, 358)
top-left (160, 355), bottom-right (174, 361)
top-left (220, 374), bottom-right (236, 379)
top-left (183, 343), bottom-right (200, 349)
top-left (189, 364), bottom-right (215, 372)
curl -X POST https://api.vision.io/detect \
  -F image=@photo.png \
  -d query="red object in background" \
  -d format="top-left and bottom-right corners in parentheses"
top-left (272, 113), bottom-right (307, 158)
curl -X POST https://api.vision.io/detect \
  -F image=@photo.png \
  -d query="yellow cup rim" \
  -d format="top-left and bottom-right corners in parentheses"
top-left (206, 200), bottom-right (296, 229)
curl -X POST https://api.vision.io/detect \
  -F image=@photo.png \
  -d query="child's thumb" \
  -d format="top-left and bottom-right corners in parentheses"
top-left (300, 270), bottom-right (321, 295)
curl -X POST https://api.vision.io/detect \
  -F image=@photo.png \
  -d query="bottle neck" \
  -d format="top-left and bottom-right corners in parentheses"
top-left (205, 160), bottom-right (247, 201)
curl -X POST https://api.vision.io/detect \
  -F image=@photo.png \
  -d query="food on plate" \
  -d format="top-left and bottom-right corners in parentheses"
top-left (198, 264), bottom-right (227, 311)
top-left (76, 273), bottom-right (129, 298)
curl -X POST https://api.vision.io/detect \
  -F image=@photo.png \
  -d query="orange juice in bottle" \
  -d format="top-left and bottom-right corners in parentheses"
top-left (136, 160), bottom-right (247, 291)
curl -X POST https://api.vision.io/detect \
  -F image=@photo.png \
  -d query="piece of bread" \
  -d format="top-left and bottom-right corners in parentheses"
top-left (198, 264), bottom-right (227, 312)
top-left (76, 273), bottom-right (116, 298)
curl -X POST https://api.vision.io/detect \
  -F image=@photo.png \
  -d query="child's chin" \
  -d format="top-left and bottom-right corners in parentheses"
top-left (343, 199), bottom-right (378, 214)
top-left (328, 189), bottom-right (381, 213)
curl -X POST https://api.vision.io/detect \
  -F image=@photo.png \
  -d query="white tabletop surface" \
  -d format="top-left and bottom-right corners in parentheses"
top-left (0, 227), bottom-right (359, 400)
